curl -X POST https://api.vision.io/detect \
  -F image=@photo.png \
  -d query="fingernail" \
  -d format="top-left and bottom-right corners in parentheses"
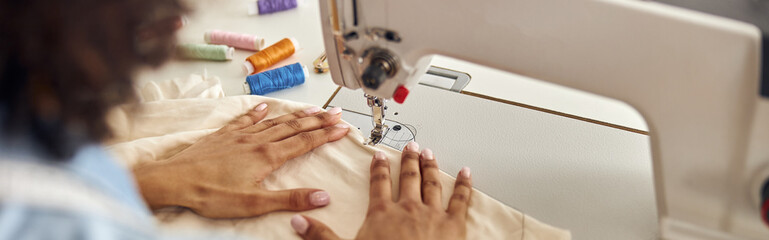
top-left (374, 151), bottom-right (386, 161)
top-left (327, 107), bottom-right (342, 115)
top-left (405, 141), bottom-right (419, 152)
top-left (290, 214), bottom-right (309, 234)
top-left (421, 148), bottom-right (434, 160)
top-left (309, 191), bottom-right (330, 206)
top-left (460, 167), bottom-right (471, 178)
top-left (254, 103), bottom-right (267, 111)
top-left (335, 123), bottom-right (350, 129)
top-left (303, 106), bottom-right (321, 115)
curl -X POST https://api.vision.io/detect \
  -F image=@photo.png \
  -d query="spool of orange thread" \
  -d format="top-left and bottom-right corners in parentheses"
top-left (243, 38), bottom-right (300, 75)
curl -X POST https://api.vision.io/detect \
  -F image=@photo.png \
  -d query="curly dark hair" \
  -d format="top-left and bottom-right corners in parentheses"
top-left (0, 0), bottom-right (186, 159)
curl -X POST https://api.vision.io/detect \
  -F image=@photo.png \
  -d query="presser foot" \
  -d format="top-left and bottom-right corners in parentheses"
top-left (365, 124), bottom-right (389, 145)
top-left (365, 94), bottom-right (388, 145)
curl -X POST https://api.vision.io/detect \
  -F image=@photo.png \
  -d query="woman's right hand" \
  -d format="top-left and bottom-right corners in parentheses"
top-left (290, 142), bottom-right (473, 240)
top-left (133, 103), bottom-right (349, 219)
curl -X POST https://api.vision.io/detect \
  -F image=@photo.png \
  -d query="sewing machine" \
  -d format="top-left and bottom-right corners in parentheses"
top-left (318, 0), bottom-right (768, 239)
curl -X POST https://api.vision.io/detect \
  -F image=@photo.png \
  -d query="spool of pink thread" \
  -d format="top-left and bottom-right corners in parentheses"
top-left (204, 30), bottom-right (265, 51)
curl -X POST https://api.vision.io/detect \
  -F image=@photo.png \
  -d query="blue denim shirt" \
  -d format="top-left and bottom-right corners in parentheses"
top-left (0, 113), bottom-right (248, 240)
top-left (0, 140), bottom-right (159, 240)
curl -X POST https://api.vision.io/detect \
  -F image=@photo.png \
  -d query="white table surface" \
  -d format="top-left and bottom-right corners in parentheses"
top-left (136, 1), bottom-right (659, 239)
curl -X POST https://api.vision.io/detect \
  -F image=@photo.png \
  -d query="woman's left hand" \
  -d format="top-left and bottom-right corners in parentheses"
top-left (133, 103), bottom-right (350, 218)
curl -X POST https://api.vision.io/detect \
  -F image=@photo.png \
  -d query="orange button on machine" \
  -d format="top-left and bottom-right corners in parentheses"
top-left (393, 85), bottom-right (409, 104)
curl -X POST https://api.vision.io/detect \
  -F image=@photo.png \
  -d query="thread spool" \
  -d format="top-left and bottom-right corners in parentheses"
top-left (204, 30), bottom-right (264, 51)
top-left (248, 0), bottom-right (298, 15)
top-left (177, 43), bottom-right (234, 61)
top-left (243, 38), bottom-right (300, 75)
top-left (244, 63), bottom-right (308, 95)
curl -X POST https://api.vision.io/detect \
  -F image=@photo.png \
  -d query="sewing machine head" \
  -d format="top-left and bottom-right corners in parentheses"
top-left (319, 0), bottom-right (768, 239)
top-left (316, 0), bottom-right (434, 145)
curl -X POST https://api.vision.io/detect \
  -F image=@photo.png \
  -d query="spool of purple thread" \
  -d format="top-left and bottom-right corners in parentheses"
top-left (256, 0), bottom-right (297, 15)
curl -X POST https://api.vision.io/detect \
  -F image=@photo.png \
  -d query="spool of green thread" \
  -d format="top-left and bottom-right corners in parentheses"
top-left (177, 43), bottom-right (234, 61)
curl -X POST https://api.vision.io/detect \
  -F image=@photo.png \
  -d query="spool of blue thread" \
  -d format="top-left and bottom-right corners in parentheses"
top-left (245, 63), bottom-right (307, 95)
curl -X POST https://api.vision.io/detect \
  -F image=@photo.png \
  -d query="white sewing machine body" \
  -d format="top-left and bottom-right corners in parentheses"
top-left (319, 0), bottom-right (767, 239)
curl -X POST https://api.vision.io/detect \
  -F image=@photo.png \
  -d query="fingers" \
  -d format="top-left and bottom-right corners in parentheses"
top-left (217, 103), bottom-right (270, 133)
top-left (255, 109), bottom-right (342, 142)
top-left (447, 167), bottom-right (473, 220)
top-left (262, 124), bottom-right (350, 168)
top-left (369, 151), bottom-right (392, 202)
top-left (397, 141), bottom-right (422, 202)
top-left (260, 189), bottom-right (331, 212)
top-left (242, 106), bottom-right (326, 134)
top-left (419, 148), bottom-right (443, 207)
top-left (291, 215), bottom-right (341, 240)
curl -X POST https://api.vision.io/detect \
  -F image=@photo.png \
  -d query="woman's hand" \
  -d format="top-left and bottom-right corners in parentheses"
top-left (133, 103), bottom-right (350, 218)
top-left (290, 142), bottom-right (473, 240)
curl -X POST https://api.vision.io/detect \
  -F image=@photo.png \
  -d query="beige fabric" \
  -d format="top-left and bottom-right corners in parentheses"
top-left (137, 73), bottom-right (225, 103)
top-left (105, 77), bottom-right (570, 240)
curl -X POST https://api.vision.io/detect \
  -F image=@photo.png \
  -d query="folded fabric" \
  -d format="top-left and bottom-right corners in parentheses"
top-left (106, 77), bottom-right (570, 240)
top-left (136, 73), bottom-right (225, 102)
